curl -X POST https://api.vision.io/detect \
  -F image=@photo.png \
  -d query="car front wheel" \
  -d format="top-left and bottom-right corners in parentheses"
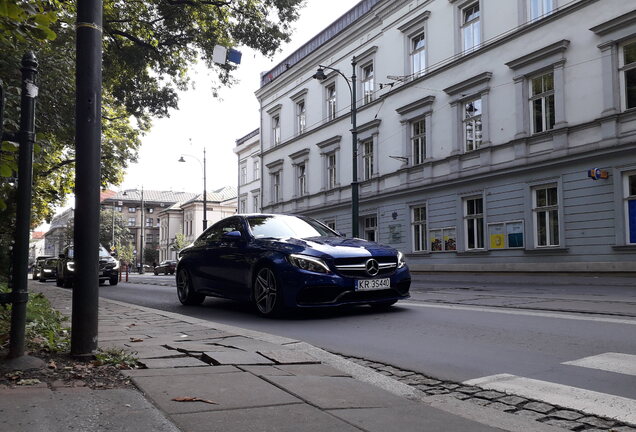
top-left (253, 267), bottom-right (284, 317)
top-left (176, 267), bottom-right (205, 305)
top-left (109, 276), bottom-right (118, 286)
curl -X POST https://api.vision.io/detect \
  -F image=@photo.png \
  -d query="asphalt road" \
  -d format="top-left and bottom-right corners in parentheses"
top-left (93, 272), bottom-right (636, 406)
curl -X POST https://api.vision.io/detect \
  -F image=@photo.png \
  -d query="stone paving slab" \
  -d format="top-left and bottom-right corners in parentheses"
top-left (211, 336), bottom-right (287, 352)
top-left (131, 371), bottom-right (301, 414)
top-left (165, 342), bottom-right (238, 353)
top-left (123, 366), bottom-right (240, 377)
top-left (257, 349), bottom-right (320, 364)
top-left (275, 364), bottom-right (352, 377)
top-left (0, 387), bottom-right (179, 432)
top-left (122, 346), bottom-right (182, 360)
top-left (171, 403), bottom-right (363, 432)
top-left (330, 405), bottom-right (502, 432)
top-left (203, 351), bottom-right (274, 365)
top-left (266, 375), bottom-right (409, 410)
top-left (139, 356), bottom-right (209, 369)
top-left (237, 365), bottom-right (295, 376)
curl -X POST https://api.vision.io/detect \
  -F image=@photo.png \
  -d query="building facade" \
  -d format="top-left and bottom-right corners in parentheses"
top-left (43, 208), bottom-right (75, 258)
top-left (255, 0), bottom-right (636, 272)
top-left (234, 128), bottom-right (262, 214)
top-left (157, 186), bottom-right (238, 261)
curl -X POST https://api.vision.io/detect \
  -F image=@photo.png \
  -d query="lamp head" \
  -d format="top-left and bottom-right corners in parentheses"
top-left (313, 67), bottom-right (327, 81)
top-left (178, 156), bottom-right (186, 163)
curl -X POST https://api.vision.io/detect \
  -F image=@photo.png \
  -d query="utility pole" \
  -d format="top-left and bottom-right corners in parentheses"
top-left (6, 53), bottom-right (38, 361)
top-left (71, 0), bottom-right (103, 357)
top-left (140, 186), bottom-right (145, 274)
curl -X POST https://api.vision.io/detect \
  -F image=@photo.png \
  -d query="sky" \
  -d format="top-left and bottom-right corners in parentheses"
top-left (118, 0), bottom-right (361, 195)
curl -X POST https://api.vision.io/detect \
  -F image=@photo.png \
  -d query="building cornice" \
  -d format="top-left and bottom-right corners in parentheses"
top-left (589, 9), bottom-right (636, 36)
top-left (505, 40), bottom-right (570, 70)
top-left (443, 72), bottom-right (492, 96)
top-left (316, 135), bottom-right (342, 149)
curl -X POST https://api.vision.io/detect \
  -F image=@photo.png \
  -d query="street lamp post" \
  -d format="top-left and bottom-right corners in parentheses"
top-left (313, 57), bottom-right (359, 238)
top-left (140, 186), bottom-right (145, 274)
top-left (178, 146), bottom-right (207, 231)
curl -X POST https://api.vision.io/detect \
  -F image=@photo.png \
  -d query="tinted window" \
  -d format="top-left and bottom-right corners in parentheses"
top-left (197, 218), bottom-right (242, 245)
top-left (247, 215), bottom-right (337, 239)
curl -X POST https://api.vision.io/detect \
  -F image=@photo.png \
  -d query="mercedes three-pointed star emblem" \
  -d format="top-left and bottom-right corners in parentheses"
top-left (365, 259), bottom-right (379, 277)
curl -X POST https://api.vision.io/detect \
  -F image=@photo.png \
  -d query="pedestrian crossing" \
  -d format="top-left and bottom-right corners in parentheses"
top-left (463, 352), bottom-right (636, 425)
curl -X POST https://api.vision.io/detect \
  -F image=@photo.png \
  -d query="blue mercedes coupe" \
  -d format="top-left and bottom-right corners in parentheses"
top-left (176, 214), bottom-right (411, 316)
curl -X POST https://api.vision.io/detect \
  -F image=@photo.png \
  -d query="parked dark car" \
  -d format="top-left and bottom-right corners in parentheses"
top-left (57, 245), bottom-right (119, 287)
top-left (38, 257), bottom-right (58, 282)
top-left (32, 256), bottom-right (52, 280)
top-left (176, 214), bottom-right (411, 316)
top-left (154, 260), bottom-right (177, 275)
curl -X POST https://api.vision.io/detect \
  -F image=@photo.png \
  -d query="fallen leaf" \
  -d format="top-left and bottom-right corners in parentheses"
top-left (171, 396), bottom-right (217, 405)
top-left (16, 378), bottom-right (41, 386)
top-left (47, 360), bottom-right (57, 369)
top-left (5, 371), bottom-right (23, 380)
top-left (129, 337), bottom-right (144, 343)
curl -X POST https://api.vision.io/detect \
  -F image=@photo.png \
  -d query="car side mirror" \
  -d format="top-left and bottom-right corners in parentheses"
top-left (222, 231), bottom-right (242, 241)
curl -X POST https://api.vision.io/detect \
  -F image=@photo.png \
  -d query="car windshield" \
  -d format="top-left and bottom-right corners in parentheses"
top-left (247, 215), bottom-right (337, 239)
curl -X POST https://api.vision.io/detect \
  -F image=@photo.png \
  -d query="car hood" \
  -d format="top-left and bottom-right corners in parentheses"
top-left (256, 236), bottom-right (398, 259)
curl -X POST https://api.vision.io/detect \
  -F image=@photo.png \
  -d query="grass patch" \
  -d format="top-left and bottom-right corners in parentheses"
top-left (94, 347), bottom-right (139, 369)
top-left (0, 283), bottom-right (70, 353)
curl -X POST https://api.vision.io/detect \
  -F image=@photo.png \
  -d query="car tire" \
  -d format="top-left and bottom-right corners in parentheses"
top-left (63, 276), bottom-right (72, 288)
top-left (39, 276), bottom-right (46, 282)
top-left (369, 300), bottom-right (397, 311)
top-left (154, 270), bottom-right (158, 275)
top-left (176, 267), bottom-right (205, 306)
top-left (56, 276), bottom-right (62, 287)
top-left (164, 269), bottom-right (168, 275)
top-left (32, 272), bottom-right (38, 280)
top-left (109, 276), bottom-right (118, 286)
top-left (253, 266), bottom-right (284, 317)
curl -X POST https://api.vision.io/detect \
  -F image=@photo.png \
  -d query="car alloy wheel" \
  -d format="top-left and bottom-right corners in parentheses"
top-left (253, 267), bottom-right (281, 316)
top-left (176, 267), bottom-right (204, 306)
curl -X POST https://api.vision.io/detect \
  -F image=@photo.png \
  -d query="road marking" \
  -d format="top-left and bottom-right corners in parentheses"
top-left (563, 352), bottom-right (636, 376)
top-left (463, 373), bottom-right (636, 424)
top-left (401, 302), bottom-right (636, 325)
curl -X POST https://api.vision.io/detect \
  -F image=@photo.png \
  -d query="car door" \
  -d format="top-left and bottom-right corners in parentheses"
top-left (204, 217), bottom-right (251, 299)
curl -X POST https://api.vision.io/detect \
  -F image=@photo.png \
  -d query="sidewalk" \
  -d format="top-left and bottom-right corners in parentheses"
top-left (0, 283), bottom-right (566, 432)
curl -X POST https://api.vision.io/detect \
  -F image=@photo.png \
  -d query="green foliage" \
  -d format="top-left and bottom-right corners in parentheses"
top-left (116, 243), bottom-right (135, 266)
top-left (172, 232), bottom-right (189, 252)
top-left (99, 209), bottom-right (132, 251)
top-left (143, 244), bottom-right (159, 265)
top-left (0, 283), bottom-right (70, 353)
top-left (94, 347), bottom-right (138, 369)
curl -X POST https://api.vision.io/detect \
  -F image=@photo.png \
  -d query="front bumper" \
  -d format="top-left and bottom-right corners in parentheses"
top-left (278, 265), bottom-right (411, 308)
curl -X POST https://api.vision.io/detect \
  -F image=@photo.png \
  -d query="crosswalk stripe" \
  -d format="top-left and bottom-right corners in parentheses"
top-left (463, 373), bottom-right (636, 425)
top-left (563, 352), bottom-right (636, 376)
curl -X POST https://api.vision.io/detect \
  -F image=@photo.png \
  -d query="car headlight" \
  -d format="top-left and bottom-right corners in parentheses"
top-left (397, 251), bottom-right (406, 269)
top-left (113, 260), bottom-right (120, 270)
top-left (288, 254), bottom-right (331, 274)
top-left (67, 261), bottom-right (75, 272)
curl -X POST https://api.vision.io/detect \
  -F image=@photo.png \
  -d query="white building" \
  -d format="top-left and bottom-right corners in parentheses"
top-left (157, 186), bottom-right (238, 261)
top-left (234, 129), bottom-right (261, 214)
top-left (255, 0), bottom-right (636, 272)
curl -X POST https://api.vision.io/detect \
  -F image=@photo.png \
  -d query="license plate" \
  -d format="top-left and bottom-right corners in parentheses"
top-left (356, 278), bottom-right (390, 291)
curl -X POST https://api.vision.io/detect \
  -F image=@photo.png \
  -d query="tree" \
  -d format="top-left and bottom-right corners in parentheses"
top-left (143, 244), bottom-right (159, 266)
top-left (98, 209), bottom-right (131, 251)
top-left (172, 232), bottom-right (189, 253)
top-left (0, 0), bottom-right (303, 275)
top-left (116, 243), bottom-right (134, 268)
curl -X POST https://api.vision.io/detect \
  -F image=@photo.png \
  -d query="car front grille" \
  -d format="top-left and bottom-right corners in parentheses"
top-left (333, 256), bottom-right (397, 278)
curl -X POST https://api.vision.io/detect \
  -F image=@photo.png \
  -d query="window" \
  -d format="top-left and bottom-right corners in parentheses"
top-left (488, 221), bottom-right (524, 249)
top-left (115, 206), bottom-right (122, 212)
top-left (533, 185), bottom-right (559, 246)
top-left (327, 153), bottom-right (337, 189)
top-left (464, 197), bottom-right (484, 249)
top-left (253, 194), bottom-right (260, 213)
top-left (253, 160), bottom-right (260, 180)
top-left (272, 172), bottom-right (281, 203)
top-left (464, 98), bottom-right (482, 151)
top-left (412, 205), bottom-right (427, 252)
top-left (461, 2), bottom-right (481, 52)
top-left (128, 217), bottom-right (136, 227)
top-left (430, 227), bottom-right (457, 251)
top-left (240, 164), bottom-right (247, 185)
top-left (128, 207), bottom-right (136, 213)
top-left (363, 216), bottom-right (377, 242)
top-left (297, 163), bottom-right (307, 196)
top-left (362, 140), bottom-right (374, 181)
top-left (296, 100), bottom-right (306, 134)
top-left (272, 115), bottom-right (281, 145)
top-left (624, 173), bottom-right (636, 244)
top-left (621, 40), bottom-right (636, 110)
top-left (530, 72), bottom-right (555, 133)
top-left (147, 208), bottom-right (154, 214)
top-left (326, 221), bottom-right (336, 231)
top-left (411, 33), bottom-right (426, 76)
top-left (146, 234), bottom-right (153, 244)
top-left (362, 64), bottom-right (374, 104)
top-left (239, 198), bottom-right (247, 214)
top-left (530, 0), bottom-right (553, 20)
top-left (327, 84), bottom-right (337, 120)
top-left (411, 119), bottom-right (426, 164)
top-left (145, 217), bottom-right (153, 228)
